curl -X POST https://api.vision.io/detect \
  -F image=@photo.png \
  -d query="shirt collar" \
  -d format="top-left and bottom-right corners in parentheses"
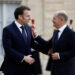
top-left (15, 20), bottom-right (22, 28)
top-left (58, 24), bottom-right (67, 32)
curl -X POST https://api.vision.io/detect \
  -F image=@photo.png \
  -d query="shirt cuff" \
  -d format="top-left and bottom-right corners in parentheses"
top-left (33, 35), bottom-right (39, 39)
top-left (58, 53), bottom-right (60, 59)
top-left (21, 56), bottom-right (24, 63)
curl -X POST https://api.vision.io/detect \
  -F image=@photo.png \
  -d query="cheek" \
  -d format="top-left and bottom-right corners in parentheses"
top-left (23, 16), bottom-right (28, 20)
top-left (24, 17), bottom-right (27, 20)
top-left (53, 20), bottom-right (57, 24)
top-left (25, 17), bottom-right (29, 20)
top-left (55, 19), bottom-right (59, 24)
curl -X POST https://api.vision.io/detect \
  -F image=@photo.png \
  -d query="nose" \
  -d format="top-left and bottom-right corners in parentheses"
top-left (29, 17), bottom-right (31, 20)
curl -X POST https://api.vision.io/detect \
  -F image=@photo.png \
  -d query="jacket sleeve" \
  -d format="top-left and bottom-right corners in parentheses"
top-left (31, 36), bottom-right (52, 54)
top-left (2, 28), bottom-right (24, 63)
top-left (34, 36), bottom-right (52, 49)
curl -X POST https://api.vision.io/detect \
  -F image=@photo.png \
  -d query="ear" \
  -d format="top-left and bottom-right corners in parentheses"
top-left (18, 15), bottom-right (22, 20)
top-left (60, 17), bottom-right (64, 22)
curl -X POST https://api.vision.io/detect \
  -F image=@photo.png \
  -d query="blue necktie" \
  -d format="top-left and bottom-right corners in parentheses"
top-left (21, 26), bottom-right (31, 54)
top-left (52, 30), bottom-right (59, 51)
top-left (53, 30), bottom-right (59, 43)
top-left (21, 26), bottom-right (27, 44)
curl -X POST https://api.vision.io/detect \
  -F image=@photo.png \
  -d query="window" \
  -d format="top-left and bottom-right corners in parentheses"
top-left (6, 4), bottom-right (19, 25)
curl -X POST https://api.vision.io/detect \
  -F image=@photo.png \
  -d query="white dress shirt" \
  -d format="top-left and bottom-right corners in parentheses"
top-left (15, 21), bottom-right (27, 37)
top-left (58, 24), bottom-right (67, 39)
top-left (15, 20), bottom-right (22, 33)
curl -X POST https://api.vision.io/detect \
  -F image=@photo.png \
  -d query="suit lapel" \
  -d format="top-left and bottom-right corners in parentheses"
top-left (57, 26), bottom-right (69, 42)
top-left (54, 26), bottom-right (70, 49)
top-left (12, 22), bottom-right (26, 43)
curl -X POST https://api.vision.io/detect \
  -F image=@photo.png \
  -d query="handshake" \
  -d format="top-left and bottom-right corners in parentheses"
top-left (24, 55), bottom-right (35, 65)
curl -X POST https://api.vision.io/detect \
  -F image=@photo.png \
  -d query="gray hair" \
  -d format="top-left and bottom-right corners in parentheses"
top-left (56, 10), bottom-right (68, 21)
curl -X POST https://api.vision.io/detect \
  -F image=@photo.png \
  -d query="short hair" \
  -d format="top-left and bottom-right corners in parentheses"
top-left (14, 6), bottom-right (31, 19)
top-left (57, 13), bottom-right (68, 21)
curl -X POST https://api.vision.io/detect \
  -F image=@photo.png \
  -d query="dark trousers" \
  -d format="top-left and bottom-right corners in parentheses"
top-left (51, 71), bottom-right (55, 75)
top-left (51, 69), bottom-right (58, 75)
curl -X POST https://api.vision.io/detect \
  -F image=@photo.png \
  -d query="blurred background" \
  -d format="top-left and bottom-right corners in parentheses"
top-left (0, 0), bottom-right (75, 75)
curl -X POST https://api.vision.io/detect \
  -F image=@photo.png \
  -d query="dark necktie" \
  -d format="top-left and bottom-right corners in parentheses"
top-left (53, 30), bottom-right (59, 43)
top-left (21, 26), bottom-right (27, 44)
top-left (52, 30), bottom-right (59, 50)
top-left (21, 26), bottom-right (31, 54)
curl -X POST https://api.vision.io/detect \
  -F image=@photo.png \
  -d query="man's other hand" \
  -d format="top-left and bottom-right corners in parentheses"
top-left (52, 52), bottom-right (60, 60)
top-left (31, 25), bottom-right (37, 37)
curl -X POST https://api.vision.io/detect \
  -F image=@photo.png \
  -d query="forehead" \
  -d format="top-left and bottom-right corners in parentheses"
top-left (23, 10), bottom-right (30, 15)
top-left (53, 13), bottom-right (58, 18)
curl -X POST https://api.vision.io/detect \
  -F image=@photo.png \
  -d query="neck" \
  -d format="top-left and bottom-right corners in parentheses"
top-left (57, 23), bottom-right (66, 29)
top-left (16, 20), bottom-right (24, 26)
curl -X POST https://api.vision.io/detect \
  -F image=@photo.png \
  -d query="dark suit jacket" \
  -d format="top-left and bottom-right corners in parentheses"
top-left (1, 22), bottom-right (42, 74)
top-left (35, 26), bottom-right (75, 75)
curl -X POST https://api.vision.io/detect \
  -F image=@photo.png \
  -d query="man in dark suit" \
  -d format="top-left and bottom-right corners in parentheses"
top-left (0, 6), bottom-right (43, 75)
top-left (32, 10), bottom-right (75, 75)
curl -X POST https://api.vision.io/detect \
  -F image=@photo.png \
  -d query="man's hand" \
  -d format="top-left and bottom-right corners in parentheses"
top-left (24, 55), bottom-right (35, 64)
top-left (49, 48), bottom-right (53, 54)
top-left (31, 25), bottom-right (37, 37)
top-left (52, 52), bottom-right (60, 60)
